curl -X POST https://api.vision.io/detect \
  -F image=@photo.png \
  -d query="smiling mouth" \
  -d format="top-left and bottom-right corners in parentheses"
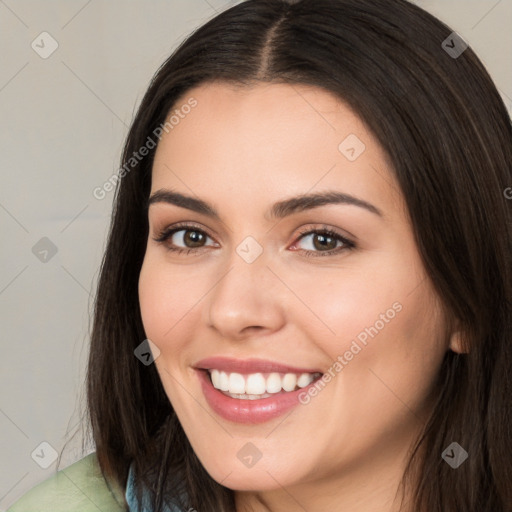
top-left (206, 369), bottom-right (323, 400)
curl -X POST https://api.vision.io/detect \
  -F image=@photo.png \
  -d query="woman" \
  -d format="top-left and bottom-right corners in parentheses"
top-left (8, 0), bottom-right (512, 511)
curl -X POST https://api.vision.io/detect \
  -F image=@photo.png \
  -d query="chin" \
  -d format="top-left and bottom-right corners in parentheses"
top-left (213, 471), bottom-right (293, 492)
top-left (198, 454), bottom-right (303, 491)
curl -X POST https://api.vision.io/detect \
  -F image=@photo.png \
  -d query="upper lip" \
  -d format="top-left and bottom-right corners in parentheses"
top-left (193, 356), bottom-right (322, 375)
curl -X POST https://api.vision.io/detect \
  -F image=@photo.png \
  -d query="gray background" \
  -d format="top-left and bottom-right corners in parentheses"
top-left (0, 0), bottom-right (511, 509)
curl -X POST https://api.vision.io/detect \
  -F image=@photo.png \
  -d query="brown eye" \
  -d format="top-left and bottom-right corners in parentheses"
top-left (153, 224), bottom-right (216, 255)
top-left (310, 232), bottom-right (339, 251)
top-left (153, 224), bottom-right (355, 258)
top-left (293, 227), bottom-right (355, 258)
top-left (179, 229), bottom-right (207, 248)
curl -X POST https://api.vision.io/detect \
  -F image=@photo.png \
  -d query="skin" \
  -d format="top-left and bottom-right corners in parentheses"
top-left (138, 81), bottom-right (463, 512)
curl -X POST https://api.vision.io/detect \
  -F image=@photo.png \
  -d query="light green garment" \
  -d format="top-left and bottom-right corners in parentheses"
top-left (6, 452), bottom-right (126, 512)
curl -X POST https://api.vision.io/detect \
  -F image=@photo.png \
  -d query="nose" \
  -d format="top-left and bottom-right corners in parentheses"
top-left (204, 249), bottom-right (287, 342)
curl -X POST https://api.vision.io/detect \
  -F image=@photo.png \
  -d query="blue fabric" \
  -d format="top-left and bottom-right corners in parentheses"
top-left (125, 461), bottom-right (186, 512)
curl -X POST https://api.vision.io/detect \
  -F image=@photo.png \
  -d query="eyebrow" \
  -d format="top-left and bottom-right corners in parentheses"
top-left (147, 188), bottom-right (383, 220)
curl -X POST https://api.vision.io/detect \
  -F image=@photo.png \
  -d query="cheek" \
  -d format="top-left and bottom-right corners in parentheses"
top-left (138, 259), bottom-right (167, 339)
top-left (138, 256), bottom-right (200, 407)
top-left (139, 259), bottom-right (183, 351)
top-left (138, 254), bottom-right (205, 343)
top-left (329, 284), bottom-right (446, 423)
top-left (287, 256), bottom-right (408, 355)
top-left (290, 254), bottom-right (446, 402)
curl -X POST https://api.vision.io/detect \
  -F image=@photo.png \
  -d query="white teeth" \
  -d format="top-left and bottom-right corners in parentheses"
top-left (208, 370), bottom-right (321, 397)
top-left (266, 373), bottom-right (282, 393)
top-left (227, 392), bottom-right (273, 400)
top-left (219, 371), bottom-right (229, 391)
top-left (297, 373), bottom-right (315, 388)
top-left (282, 373), bottom-right (297, 391)
top-left (246, 373), bottom-right (267, 395)
top-left (211, 369), bottom-right (220, 388)
top-left (229, 373), bottom-right (245, 394)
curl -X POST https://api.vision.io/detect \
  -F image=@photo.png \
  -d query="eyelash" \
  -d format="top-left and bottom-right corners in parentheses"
top-left (152, 222), bottom-right (356, 258)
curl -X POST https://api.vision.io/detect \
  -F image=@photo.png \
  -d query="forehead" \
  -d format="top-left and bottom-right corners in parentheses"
top-left (154, 80), bottom-right (368, 158)
top-left (169, 80), bottom-right (363, 138)
top-left (150, 81), bottom-right (403, 219)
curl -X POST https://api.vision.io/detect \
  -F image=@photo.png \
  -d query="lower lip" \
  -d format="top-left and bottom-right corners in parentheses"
top-left (196, 369), bottom-right (320, 424)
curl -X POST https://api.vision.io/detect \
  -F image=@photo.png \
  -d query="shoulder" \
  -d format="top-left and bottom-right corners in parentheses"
top-left (6, 452), bottom-right (126, 512)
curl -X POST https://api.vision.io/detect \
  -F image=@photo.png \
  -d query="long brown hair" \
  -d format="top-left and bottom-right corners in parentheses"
top-left (64, 0), bottom-right (512, 510)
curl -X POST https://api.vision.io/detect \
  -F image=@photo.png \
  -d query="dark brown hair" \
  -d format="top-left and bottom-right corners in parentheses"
top-left (64, 0), bottom-right (512, 510)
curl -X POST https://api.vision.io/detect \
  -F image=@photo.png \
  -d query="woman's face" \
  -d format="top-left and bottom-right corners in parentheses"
top-left (138, 82), bottom-right (460, 498)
